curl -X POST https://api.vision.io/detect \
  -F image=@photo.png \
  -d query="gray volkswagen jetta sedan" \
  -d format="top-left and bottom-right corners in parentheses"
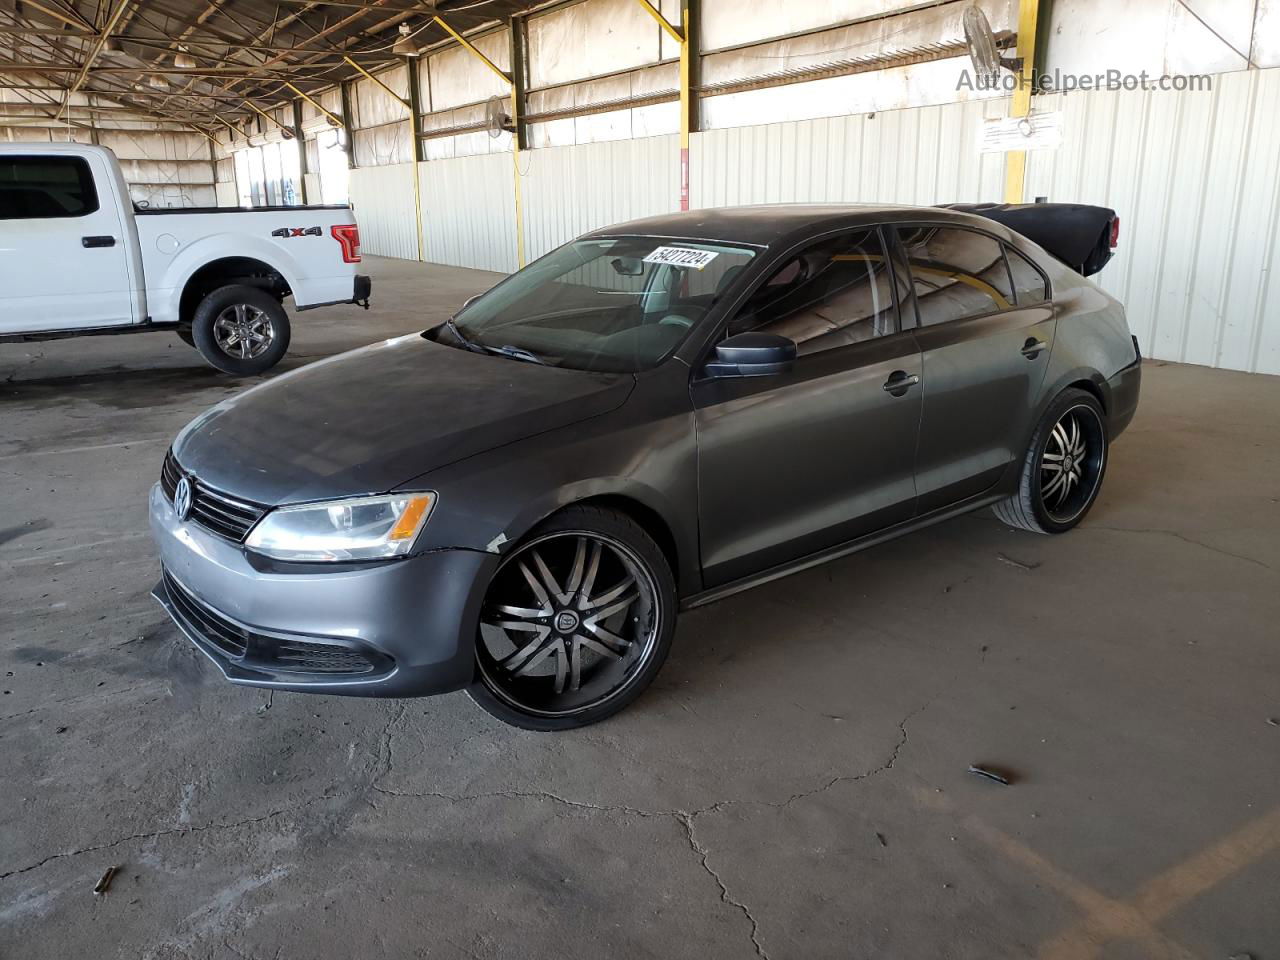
top-left (151, 204), bottom-right (1141, 729)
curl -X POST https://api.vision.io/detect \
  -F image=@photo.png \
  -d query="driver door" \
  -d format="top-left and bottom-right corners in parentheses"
top-left (692, 226), bottom-right (923, 588)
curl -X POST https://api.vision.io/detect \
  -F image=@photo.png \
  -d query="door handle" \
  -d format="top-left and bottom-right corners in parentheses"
top-left (82, 235), bottom-right (116, 248)
top-left (882, 371), bottom-right (920, 396)
top-left (1021, 337), bottom-right (1047, 359)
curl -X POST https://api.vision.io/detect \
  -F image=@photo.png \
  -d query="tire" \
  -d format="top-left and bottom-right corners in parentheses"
top-left (467, 505), bottom-right (677, 731)
top-left (994, 387), bottom-right (1109, 534)
top-left (191, 284), bottom-right (290, 376)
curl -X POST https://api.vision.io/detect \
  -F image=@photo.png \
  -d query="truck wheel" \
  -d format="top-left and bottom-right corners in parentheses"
top-left (191, 284), bottom-right (290, 376)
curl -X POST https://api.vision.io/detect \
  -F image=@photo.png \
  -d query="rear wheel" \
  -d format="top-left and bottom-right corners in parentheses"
top-left (191, 284), bottom-right (290, 376)
top-left (994, 388), bottom-right (1108, 534)
top-left (467, 505), bottom-right (676, 730)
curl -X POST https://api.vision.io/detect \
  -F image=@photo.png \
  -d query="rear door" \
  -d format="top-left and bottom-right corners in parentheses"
top-left (0, 152), bottom-right (135, 333)
top-left (693, 226), bottom-right (923, 587)
top-left (893, 223), bottom-right (1056, 513)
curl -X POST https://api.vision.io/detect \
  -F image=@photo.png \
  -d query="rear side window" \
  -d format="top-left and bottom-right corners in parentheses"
top-left (896, 225), bottom-right (1014, 326)
top-left (1005, 244), bottom-right (1050, 304)
top-left (0, 156), bottom-right (99, 220)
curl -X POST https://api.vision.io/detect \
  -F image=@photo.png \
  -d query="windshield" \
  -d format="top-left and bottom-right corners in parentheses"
top-left (445, 236), bottom-right (757, 372)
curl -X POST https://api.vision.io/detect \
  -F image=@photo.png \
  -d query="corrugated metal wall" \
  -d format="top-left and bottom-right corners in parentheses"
top-left (521, 134), bottom-right (680, 260)
top-left (1025, 69), bottom-right (1280, 375)
top-left (419, 152), bottom-right (519, 273)
top-left (690, 100), bottom-right (1009, 208)
top-left (348, 163), bottom-right (419, 260)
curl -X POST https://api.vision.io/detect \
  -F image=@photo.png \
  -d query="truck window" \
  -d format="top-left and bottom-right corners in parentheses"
top-left (0, 156), bottom-right (100, 220)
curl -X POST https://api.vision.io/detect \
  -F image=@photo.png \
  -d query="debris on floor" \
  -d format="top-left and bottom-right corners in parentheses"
top-left (93, 866), bottom-right (117, 895)
top-left (967, 764), bottom-right (1014, 785)
top-left (996, 553), bottom-right (1041, 571)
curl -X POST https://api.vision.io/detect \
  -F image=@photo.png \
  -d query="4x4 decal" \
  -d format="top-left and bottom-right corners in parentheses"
top-left (271, 226), bottom-right (323, 238)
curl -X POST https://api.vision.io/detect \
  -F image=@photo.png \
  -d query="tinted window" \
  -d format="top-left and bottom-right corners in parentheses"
top-left (730, 229), bottom-right (899, 355)
top-left (0, 156), bottom-right (99, 220)
top-left (1006, 244), bottom-right (1049, 304)
top-left (896, 225), bottom-right (1014, 326)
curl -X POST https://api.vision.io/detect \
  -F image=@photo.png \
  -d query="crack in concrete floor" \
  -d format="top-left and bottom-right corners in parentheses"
top-left (1, 700), bottom-right (930, 960)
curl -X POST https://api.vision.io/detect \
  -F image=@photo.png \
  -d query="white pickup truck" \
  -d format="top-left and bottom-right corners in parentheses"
top-left (0, 142), bottom-right (371, 376)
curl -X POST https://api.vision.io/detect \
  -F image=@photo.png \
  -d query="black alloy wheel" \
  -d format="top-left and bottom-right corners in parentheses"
top-left (468, 506), bottom-right (676, 730)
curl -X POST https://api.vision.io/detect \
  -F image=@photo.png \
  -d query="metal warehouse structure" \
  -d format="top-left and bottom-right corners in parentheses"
top-left (4, 0), bottom-right (1280, 373)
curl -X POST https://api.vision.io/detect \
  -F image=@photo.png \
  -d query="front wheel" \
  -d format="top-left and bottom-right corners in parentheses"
top-left (994, 388), bottom-right (1109, 534)
top-left (467, 505), bottom-right (676, 730)
top-left (191, 284), bottom-right (290, 376)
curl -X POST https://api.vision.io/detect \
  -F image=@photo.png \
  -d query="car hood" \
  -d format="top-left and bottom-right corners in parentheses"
top-left (172, 334), bottom-right (635, 505)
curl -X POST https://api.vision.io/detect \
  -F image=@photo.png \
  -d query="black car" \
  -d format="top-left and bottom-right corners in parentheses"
top-left (151, 204), bottom-right (1142, 730)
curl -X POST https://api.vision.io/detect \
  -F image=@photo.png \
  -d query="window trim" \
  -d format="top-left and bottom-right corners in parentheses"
top-left (0, 154), bottom-right (100, 221)
top-left (892, 220), bottom-right (1027, 327)
top-left (1002, 241), bottom-right (1053, 305)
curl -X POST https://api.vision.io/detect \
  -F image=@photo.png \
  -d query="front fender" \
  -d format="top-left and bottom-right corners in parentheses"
top-left (405, 376), bottom-right (702, 597)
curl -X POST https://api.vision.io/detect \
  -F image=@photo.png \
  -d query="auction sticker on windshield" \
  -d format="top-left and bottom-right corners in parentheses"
top-left (643, 246), bottom-right (720, 270)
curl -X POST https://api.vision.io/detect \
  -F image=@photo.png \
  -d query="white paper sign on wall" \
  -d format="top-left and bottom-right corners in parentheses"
top-left (979, 112), bottom-right (1064, 153)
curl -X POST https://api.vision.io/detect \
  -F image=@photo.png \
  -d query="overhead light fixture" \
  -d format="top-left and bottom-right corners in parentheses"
top-left (147, 73), bottom-right (169, 89)
top-left (391, 24), bottom-right (420, 57)
top-left (174, 47), bottom-right (196, 69)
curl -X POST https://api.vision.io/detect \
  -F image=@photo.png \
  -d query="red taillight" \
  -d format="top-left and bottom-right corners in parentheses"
top-left (1109, 216), bottom-right (1120, 249)
top-left (331, 223), bottom-right (361, 263)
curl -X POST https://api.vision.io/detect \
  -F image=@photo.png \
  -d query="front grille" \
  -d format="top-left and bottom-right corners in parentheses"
top-left (160, 449), bottom-right (181, 500)
top-left (273, 639), bottom-right (379, 675)
top-left (163, 570), bottom-right (248, 659)
top-left (159, 569), bottom-right (391, 680)
top-left (161, 450), bottom-right (268, 543)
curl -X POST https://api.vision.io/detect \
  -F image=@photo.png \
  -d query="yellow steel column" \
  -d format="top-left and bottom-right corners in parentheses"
top-left (1004, 0), bottom-right (1042, 203)
top-left (679, 7), bottom-right (690, 210)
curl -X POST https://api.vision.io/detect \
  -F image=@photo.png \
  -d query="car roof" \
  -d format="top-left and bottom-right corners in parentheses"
top-left (581, 203), bottom-right (1003, 249)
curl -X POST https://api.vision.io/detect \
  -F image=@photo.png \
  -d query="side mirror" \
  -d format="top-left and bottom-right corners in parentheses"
top-left (704, 332), bottom-right (796, 378)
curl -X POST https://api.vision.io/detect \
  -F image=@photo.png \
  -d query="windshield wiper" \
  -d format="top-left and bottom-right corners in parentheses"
top-left (484, 344), bottom-right (551, 366)
top-left (442, 318), bottom-right (549, 365)
top-left (442, 316), bottom-right (484, 353)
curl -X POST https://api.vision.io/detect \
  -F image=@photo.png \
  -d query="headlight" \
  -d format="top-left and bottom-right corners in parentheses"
top-left (245, 493), bottom-right (436, 562)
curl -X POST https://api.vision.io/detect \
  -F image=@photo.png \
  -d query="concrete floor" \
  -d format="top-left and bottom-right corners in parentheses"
top-left (2, 255), bottom-right (1278, 960)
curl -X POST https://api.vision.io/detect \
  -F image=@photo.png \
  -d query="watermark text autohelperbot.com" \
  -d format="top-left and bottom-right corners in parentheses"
top-left (958, 69), bottom-right (1213, 94)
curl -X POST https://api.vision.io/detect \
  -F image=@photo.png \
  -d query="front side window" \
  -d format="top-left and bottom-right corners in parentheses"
top-left (896, 225), bottom-right (1014, 326)
top-left (729, 228), bottom-right (900, 355)
top-left (0, 156), bottom-right (99, 220)
top-left (450, 236), bottom-right (756, 373)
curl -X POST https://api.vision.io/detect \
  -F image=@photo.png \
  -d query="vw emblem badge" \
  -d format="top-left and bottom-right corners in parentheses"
top-left (173, 476), bottom-right (194, 522)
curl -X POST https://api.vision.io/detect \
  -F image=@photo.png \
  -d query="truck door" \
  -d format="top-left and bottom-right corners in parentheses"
top-left (0, 152), bottom-right (136, 333)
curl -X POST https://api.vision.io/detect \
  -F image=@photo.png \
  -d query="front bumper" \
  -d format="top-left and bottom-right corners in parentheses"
top-left (149, 483), bottom-right (495, 697)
